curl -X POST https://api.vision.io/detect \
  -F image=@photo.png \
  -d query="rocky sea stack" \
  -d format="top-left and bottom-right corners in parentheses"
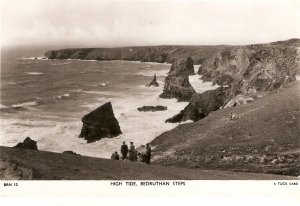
top-left (79, 102), bottom-right (122, 143)
top-left (146, 74), bottom-right (159, 87)
top-left (159, 57), bottom-right (196, 101)
top-left (14, 137), bottom-right (38, 150)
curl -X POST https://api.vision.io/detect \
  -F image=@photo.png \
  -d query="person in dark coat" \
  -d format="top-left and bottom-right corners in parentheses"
top-left (120, 141), bottom-right (128, 160)
top-left (111, 151), bottom-right (120, 160)
top-left (145, 143), bottom-right (151, 164)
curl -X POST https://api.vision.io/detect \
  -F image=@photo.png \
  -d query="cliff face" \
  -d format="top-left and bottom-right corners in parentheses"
top-left (44, 45), bottom-right (228, 64)
top-left (168, 41), bottom-right (300, 123)
top-left (199, 44), bottom-right (300, 96)
top-left (159, 57), bottom-right (196, 101)
top-left (166, 87), bottom-right (229, 123)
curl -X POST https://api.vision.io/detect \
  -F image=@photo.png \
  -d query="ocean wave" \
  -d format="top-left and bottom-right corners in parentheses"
top-left (92, 82), bottom-right (110, 87)
top-left (25, 72), bottom-right (44, 75)
top-left (0, 104), bottom-right (8, 109)
top-left (57, 93), bottom-right (71, 99)
top-left (12, 101), bottom-right (39, 108)
top-left (8, 81), bottom-right (16, 85)
top-left (50, 62), bottom-right (71, 66)
top-left (137, 70), bottom-right (168, 77)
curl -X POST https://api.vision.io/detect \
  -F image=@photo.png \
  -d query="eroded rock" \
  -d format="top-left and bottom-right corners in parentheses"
top-left (146, 74), bottom-right (159, 87)
top-left (79, 102), bottom-right (122, 143)
top-left (14, 137), bottom-right (38, 150)
top-left (137, 105), bottom-right (167, 112)
top-left (160, 57), bottom-right (196, 101)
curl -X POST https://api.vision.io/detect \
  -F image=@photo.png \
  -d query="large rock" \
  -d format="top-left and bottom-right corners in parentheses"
top-left (146, 74), bottom-right (159, 87)
top-left (79, 102), bottom-right (122, 143)
top-left (166, 87), bottom-right (229, 123)
top-left (137, 105), bottom-right (167, 112)
top-left (168, 57), bottom-right (195, 76)
top-left (14, 137), bottom-right (38, 150)
top-left (159, 57), bottom-right (196, 101)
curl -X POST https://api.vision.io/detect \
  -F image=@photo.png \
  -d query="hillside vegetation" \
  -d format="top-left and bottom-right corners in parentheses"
top-left (151, 82), bottom-right (300, 176)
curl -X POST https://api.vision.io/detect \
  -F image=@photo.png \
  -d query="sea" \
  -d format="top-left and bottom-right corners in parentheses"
top-left (0, 47), bottom-right (218, 158)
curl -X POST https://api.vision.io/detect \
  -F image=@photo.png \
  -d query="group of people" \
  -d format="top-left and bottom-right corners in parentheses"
top-left (111, 141), bottom-right (152, 164)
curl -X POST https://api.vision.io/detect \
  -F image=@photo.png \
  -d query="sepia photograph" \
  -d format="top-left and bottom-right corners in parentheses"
top-left (0, 0), bottom-right (299, 187)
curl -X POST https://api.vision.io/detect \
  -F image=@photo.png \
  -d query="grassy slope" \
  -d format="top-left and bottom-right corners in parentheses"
top-left (0, 146), bottom-right (297, 180)
top-left (151, 82), bottom-right (300, 176)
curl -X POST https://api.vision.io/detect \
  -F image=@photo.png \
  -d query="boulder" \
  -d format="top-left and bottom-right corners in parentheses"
top-left (166, 87), bottom-right (229, 123)
top-left (137, 105), bottom-right (167, 112)
top-left (146, 74), bottom-right (159, 87)
top-left (79, 102), bottom-right (122, 143)
top-left (160, 57), bottom-right (196, 101)
top-left (63, 150), bottom-right (80, 155)
top-left (14, 137), bottom-right (38, 150)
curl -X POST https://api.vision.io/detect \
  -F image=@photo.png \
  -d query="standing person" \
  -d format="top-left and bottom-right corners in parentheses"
top-left (128, 142), bottom-right (135, 162)
top-left (145, 143), bottom-right (151, 164)
top-left (230, 113), bottom-right (235, 121)
top-left (120, 141), bottom-right (128, 160)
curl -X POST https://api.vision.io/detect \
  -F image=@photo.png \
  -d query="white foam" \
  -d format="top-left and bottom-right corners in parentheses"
top-left (25, 72), bottom-right (44, 75)
top-left (50, 62), bottom-right (71, 66)
top-left (189, 74), bottom-right (219, 93)
top-left (0, 104), bottom-right (8, 109)
top-left (12, 101), bottom-right (39, 108)
top-left (137, 69), bottom-right (168, 77)
top-left (92, 82), bottom-right (110, 87)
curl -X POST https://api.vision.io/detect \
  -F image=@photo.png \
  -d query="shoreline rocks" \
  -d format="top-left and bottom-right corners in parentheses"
top-left (79, 102), bottom-right (122, 143)
top-left (14, 137), bottom-right (38, 150)
top-left (63, 151), bottom-right (81, 155)
top-left (166, 87), bottom-right (229, 123)
top-left (137, 105), bottom-right (167, 112)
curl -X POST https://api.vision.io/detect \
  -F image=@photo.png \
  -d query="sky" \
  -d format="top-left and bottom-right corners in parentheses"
top-left (1, 0), bottom-right (300, 48)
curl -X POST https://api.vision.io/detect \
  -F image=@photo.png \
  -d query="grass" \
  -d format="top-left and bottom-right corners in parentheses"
top-left (151, 81), bottom-right (300, 176)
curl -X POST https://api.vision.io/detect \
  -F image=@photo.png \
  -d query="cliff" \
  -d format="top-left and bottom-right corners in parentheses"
top-left (199, 42), bottom-right (300, 95)
top-left (44, 45), bottom-right (229, 64)
top-left (167, 39), bottom-right (300, 122)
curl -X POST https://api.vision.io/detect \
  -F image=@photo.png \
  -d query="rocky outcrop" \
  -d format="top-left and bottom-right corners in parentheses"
top-left (167, 41), bottom-right (300, 123)
top-left (159, 57), bottom-right (196, 101)
top-left (146, 74), bottom-right (159, 87)
top-left (63, 151), bottom-right (80, 155)
top-left (14, 137), bottom-right (38, 150)
top-left (166, 87), bottom-right (229, 123)
top-left (79, 102), bottom-right (122, 143)
top-left (137, 105), bottom-right (167, 112)
top-left (199, 44), bottom-right (300, 95)
top-left (224, 94), bottom-right (256, 108)
top-left (168, 57), bottom-right (195, 75)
